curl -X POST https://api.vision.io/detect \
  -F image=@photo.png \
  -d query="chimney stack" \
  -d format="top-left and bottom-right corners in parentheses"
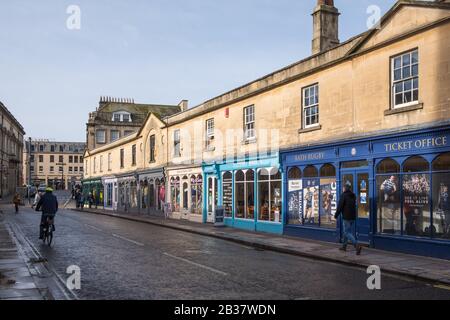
top-left (312, 0), bottom-right (340, 55)
top-left (178, 100), bottom-right (189, 112)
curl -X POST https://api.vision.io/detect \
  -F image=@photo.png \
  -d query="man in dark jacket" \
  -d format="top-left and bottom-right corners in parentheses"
top-left (36, 188), bottom-right (58, 240)
top-left (335, 182), bottom-right (362, 255)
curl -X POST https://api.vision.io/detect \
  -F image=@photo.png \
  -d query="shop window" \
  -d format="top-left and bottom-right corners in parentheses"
top-left (171, 177), bottom-right (180, 212)
top-left (234, 170), bottom-right (255, 220)
top-left (303, 166), bottom-right (318, 178)
top-left (183, 181), bottom-right (189, 210)
top-left (191, 175), bottom-right (203, 215)
top-left (319, 164), bottom-right (337, 229)
top-left (320, 164), bottom-right (336, 177)
top-left (288, 167), bottom-right (301, 179)
top-left (302, 179), bottom-right (320, 226)
top-left (403, 156), bottom-right (429, 173)
top-left (222, 172), bottom-right (233, 217)
top-left (376, 159), bottom-right (401, 235)
top-left (258, 168), bottom-right (282, 223)
top-left (432, 153), bottom-right (450, 239)
top-left (402, 157), bottom-right (431, 237)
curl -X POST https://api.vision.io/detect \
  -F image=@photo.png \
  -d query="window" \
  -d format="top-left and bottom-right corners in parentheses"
top-left (234, 170), bottom-right (255, 220)
top-left (39, 155), bottom-right (43, 163)
top-left (74, 156), bottom-right (78, 163)
top-left (31, 145), bottom-right (35, 152)
top-left (174, 130), bottom-right (181, 157)
top-left (258, 168), bottom-right (282, 222)
top-left (122, 114), bottom-right (131, 122)
top-left (303, 84), bottom-right (319, 128)
top-left (100, 155), bottom-right (103, 172)
top-left (113, 113), bottom-right (121, 122)
top-left (111, 130), bottom-right (120, 142)
top-left (120, 149), bottom-right (124, 168)
top-left (222, 172), bottom-right (233, 218)
top-left (132, 145), bottom-right (137, 166)
top-left (50, 155), bottom-right (54, 163)
top-left (191, 175), bottom-right (203, 215)
top-left (80, 156), bottom-right (83, 162)
top-left (392, 49), bottom-right (419, 108)
top-left (50, 145), bottom-right (55, 152)
top-left (69, 156), bottom-right (73, 163)
top-left (59, 155), bottom-right (64, 163)
top-left (96, 130), bottom-right (106, 144)
top-left (30, 155), bottom-right (35, 162)
top-left (377, 159), bottom-right (401, 235)
top-left (170, 177), bottom-right (180, 212)
top-left (432, 153), bottom-right (450, 239)
top-left (108, 153), bottom-right (112, 171)
top-left (39, 145), bottom-right (44, 152)
top-left (39, 166), bottom-right (43, 173)
top-left (124, 130), bottom-right (134, 137)
top-left (59, 145), bottom-right (64, 152)
top-left (150, 135), bottom-right (156, 163)
top-left (93, 157), bottom-right (97, 173)
top-left (206, 119), bottom-right (214, 149)
top-left (50, 166), bottom-right (54, 173)
top-left (30, 166), bottom-right (34, 172)
top-left (69, 167), bottom-right (73, 173)
top-left (74, 167), bottom-right (78, 172)
top-left (59, 166), bottom-right (63, 173)
top-left (80, 167), bottom-right (84, 172)
top-left (244, 106), bottom-right (255, 140)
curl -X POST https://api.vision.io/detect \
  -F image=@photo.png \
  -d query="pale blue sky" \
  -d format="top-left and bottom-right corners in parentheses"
top-left (0, 0), bottom-right (395, 141)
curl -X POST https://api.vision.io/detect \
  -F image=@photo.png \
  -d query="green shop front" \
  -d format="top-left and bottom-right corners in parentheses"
top-left (81, 178), bottom-right (104, 208)
top-left (202, 153), bottom-right (284, 234)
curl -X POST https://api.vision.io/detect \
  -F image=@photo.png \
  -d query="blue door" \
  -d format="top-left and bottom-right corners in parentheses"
top-left (341, 170), bottom-right (370, 244)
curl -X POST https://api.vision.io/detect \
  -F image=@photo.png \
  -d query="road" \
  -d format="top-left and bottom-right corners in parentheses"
top-left (3, 203), bottom-right (450, 300)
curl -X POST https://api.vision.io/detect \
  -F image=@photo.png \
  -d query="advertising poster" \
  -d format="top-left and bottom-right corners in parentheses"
top-left (320, 179), bottom-right (337, 226)
top-left (303, 179), bottom-right (319, 225)
top-left (288, 180), bottom-right (302, 224)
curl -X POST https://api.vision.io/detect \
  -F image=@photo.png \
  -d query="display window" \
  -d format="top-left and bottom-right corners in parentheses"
top-left (258, 168), bottom-right (282, 223)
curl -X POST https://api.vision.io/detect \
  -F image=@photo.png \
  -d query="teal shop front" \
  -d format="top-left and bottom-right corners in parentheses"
top-left (203, 153), bottom-right (284, 234)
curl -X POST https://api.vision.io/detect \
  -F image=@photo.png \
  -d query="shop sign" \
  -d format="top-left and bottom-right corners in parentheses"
top-left (289, 180), bottom-right (302, 192)
top-left (375, 134), bottom-right (449, 154)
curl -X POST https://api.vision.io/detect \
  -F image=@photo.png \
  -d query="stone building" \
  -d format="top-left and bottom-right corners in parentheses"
top-left (0, 101), bottom-right (25, 198)
top-left (86, 97), bottom-right (183, 151)
top-left (23, 140), bottom-right (86, 190)
top-left (84, 0), bottom-right (450, 259)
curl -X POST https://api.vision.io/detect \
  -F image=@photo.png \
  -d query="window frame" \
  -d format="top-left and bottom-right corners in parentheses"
top-left (302, 83), bottom-right (320, 129)
top-left (243, 105), bottom-right (256, 141)
top-left (132, 145), bottom-right (137, 166)
top-left (120, 149), bottom-right (124, 168)
top-left (96, 130), bottom-right (106, 144)
top-left (174, 130), bottom-right (181, 158)
top-left (149, 134), bottom-right (156, 163)
top-left (206, 118), bottom-right (215, 149)
top-left (391, 48), bottom-right (419, 110)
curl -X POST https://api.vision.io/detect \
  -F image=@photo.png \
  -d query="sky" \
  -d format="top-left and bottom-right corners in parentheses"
top-left (0, 0), bottom-right (396, 141)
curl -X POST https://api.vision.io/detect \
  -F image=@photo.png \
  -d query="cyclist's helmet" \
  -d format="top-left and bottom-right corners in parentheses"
top-left (45, 187), bottom-right (54, 193)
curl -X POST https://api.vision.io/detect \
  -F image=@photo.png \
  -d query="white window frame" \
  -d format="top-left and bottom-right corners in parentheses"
top-left (96, 130), bottom-right (106, 144)
top-left (244, 105), bottom-right (255, 140)
top-left (303, 84), bottom-right (319, 129)
top-left (391, 49), bottom-right (419, 109)
top-left (206, 119), bottom-right (215, 149)
top-left (112, 111), bottom-right (132, 123)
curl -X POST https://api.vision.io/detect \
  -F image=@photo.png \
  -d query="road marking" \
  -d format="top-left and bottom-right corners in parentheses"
top-left (163, 252), bottom-right (228, 276)
top-left (112, 234), bottom-right (144, 247)
top-left (85, 224), bottom-right (103, 232)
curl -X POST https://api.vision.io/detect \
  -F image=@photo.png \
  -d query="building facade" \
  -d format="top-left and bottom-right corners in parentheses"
top-left (0, 102), bottom-right (25, 198)
top-left (83, 0), bottom-right (450, 259)
top-left (24, 140), bottom-right (86, 190)
top-left (86, 97), bottom-right (183, 151)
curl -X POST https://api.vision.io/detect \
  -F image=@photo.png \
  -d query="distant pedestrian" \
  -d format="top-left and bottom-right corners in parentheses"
top-left (335, 181), bottom-right (362, 255)
top-left (13, 193), bottom-right (21, 214)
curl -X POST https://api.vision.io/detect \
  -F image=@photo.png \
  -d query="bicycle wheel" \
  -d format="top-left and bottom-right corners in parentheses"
top-left (47, 231), bottom-right (53, 247)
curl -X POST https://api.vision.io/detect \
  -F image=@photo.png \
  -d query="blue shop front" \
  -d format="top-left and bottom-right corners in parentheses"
top-left (282, 126), bottom-right (450, 260)
top-left (202, 153), bottom-right (284, 234)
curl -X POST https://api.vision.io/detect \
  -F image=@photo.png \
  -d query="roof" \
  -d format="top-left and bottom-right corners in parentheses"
top-left (0, 101), bottom-right (26, 134)
top-left (97, 101), bottom-right (181, 119)
top-left (164, 0), bottom-right (450, 127)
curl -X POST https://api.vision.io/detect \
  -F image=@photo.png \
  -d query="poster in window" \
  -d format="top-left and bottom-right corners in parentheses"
top-left (303, 179), bottom-right (319, 225)
top-left (403, 174), bottom-right (430, 236)
top-left (288, 180), bottom-right (302, 224)
top-left (320, 179), bottom-right (337, 226)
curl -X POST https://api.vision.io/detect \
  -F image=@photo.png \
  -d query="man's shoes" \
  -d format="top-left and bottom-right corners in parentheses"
top-left (356, 244), bottom-right (362, 256)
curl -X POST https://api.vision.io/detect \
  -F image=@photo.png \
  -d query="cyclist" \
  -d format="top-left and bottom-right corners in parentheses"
top-left (35, 187), bottom-right (58, 240)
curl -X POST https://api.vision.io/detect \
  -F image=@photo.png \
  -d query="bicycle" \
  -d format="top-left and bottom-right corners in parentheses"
top-left (42, 216), bottom-right (55, 247)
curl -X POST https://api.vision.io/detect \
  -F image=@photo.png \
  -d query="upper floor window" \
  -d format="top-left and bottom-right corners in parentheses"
top-left (150, 135), bottom-right (156, 163)
top-left (50, 155), bottom-right (54, 163)
top-left (39, 145), bottom-right (44, 152)
top-left (100, 155), bottom-right (103, 172)
top-left (96, 130), bottom-right (106, 144)
top-left (50, 145), bottom-right (55, 152)
top-left (108, 153), bottom-right (112, 171)
top-left (244, 105), bottom-right (255, 140)
top-left (39, 155), bottom-right (44, 163)
top-left (174, 130), bottom-right (181, 157)
top-left (206, 119), bottom-right (214, 149)
top-left (31, 145), bottom-right (35, 152)
top-left (74, 156), bottom-right (78, 163)
top-left (132, 145), bottom-right (137, 166)
top-left (124, 130), bottom-right (134, 137)
top-left (93, 157), bottom-right (97, 173)
top-left (69, 156), bottom-right (73, 163)
top-left (59, 145), bottom-right (64, 152)
top-left (120, 149), bottom-right (124, 168)
top-left (59, 155), bottom-right (64, 163)
top-left (303, 84), bottom-right (319, 128)
top-left (112, 112), bottom-right (132, 123)
top-left (392, 49), bottom-right (419, 109)
top-left (111, 130), bottom-right (120, 142)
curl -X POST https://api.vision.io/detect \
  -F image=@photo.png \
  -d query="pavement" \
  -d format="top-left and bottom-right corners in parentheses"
top-left (0, 212), bottom-right (46, 300)
top-left (72, 207), bottom-right (450, 287)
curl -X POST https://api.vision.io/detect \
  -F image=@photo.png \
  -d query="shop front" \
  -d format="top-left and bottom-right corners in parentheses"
top-left (203, 153), bottom-right (283, 234)
top-left (117, 174), bottom-right (139, 213)
top-left (103, 176), bottom-right (118, 211)
top-left (166, 166), bottom-right (204, 223)
top-left (282, 126), bottom-right (450, 260)
top-left (81, 178), bottom-right (104, 209)
top-left (138, 168), bottom-right (166, 216)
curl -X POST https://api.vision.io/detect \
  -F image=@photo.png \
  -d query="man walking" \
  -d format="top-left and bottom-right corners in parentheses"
top-left (36, 188), bottom-right (58, 240)
top-left (335, 181), bottom-right (362, 255)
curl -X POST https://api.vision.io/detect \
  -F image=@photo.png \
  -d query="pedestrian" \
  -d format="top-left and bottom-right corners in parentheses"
top-left (13, 193), bottom-right (21, 214)
top-left (88, 192), bottom-right (94, 208)
top-left (335, 181), bottom-right (362, 255)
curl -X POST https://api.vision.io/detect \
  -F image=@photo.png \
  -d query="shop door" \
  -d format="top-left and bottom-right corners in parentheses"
top-left (341, 170), bottom-right (370, 244)
top-left (207, 176), bottom-right (218, 223)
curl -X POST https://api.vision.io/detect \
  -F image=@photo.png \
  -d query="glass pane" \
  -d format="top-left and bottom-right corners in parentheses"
top-left (288, 167), bottom-right (301, 179)
top-left (235, 183), bottom-right (245, 218)
top-left (403, 156), bottom-right (429, 172)
top-left (341, 161), bottom-right (369, 169)
top-left (432, 153), bottom-right (450, 171)
top-left (303, 180), bottom-right (320, 225)
top-left (377, 175), bottom-right (401, 235)
top-left (342, 174), bottom-right (354, 193)
top-left (258, 181), bottom-right (270, 221)
top-left (235, 170), bottom-right (245, 182)
top-left (403, 174), bottom-right (431, 237)
top-left (394, 57), bottom-right (401, 69)
top-left (270, 168), bottom-right (281, 180)
top-left (404, 91), bottom-right (412, 103)
top-left (320, 178), bottom-right (337, 229)
top-left (412, 51), bottom-right (418, 64)
top-left (246, 169), bottom-right (255, 181)
top-left (258, 168), bottom-right (270, 181)
top-left (377, 159), bottom-right (400, 174)
top-left (402, 53), bottom-right (410, 66)
top-left (223, 179), bottom-right (233, 217)
top-left (208, 178), bottom-right (213, 213)
top-left (270, 180), bottom-right (282, 223)
top-left (357, 173), bottom-right (370, 218)
top-left (433, 174), bottom-right (450, 239)
top-left (320, 164), bottom-right (336, 177)
top-left (223, 171), bottom-right (233, 180)
top-left (394, 69), bottom-right (402, 81)
top-left (395, 93), bottom-right (403, 106)
top-left (287, 179), bottom-right (302, 225)
top-left (402, 66), bottom-right (411, 78)
top-left (412, 64), bottom-right (419, 77)
top-left (413, 90), bottom-right (418, 102)
top-left (246, 181), bottom-right (255, 220)
top-left (303, 166), bottom-right (318, 178)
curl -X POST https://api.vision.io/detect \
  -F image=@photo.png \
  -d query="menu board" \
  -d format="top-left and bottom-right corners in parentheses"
top-left (223, 181), bottom-right (233, 216)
